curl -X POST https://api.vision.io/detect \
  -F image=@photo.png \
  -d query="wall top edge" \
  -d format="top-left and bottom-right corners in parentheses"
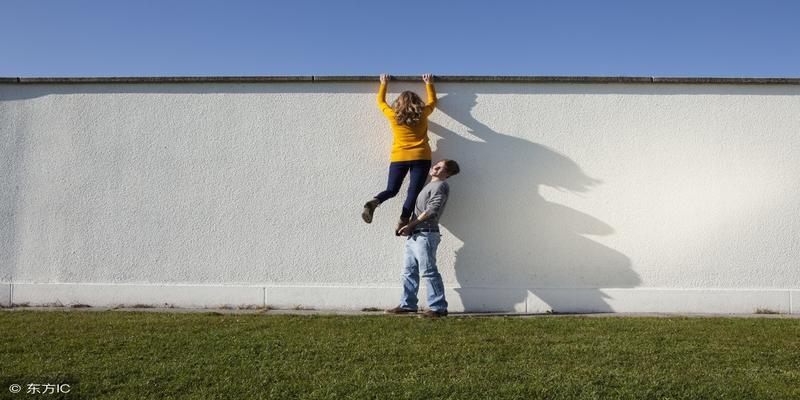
top-left (1, 76), bottom-right (800, 85)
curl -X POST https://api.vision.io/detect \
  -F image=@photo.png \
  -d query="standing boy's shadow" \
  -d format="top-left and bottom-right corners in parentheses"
top-left (430, 87), bottom-right (639, 312)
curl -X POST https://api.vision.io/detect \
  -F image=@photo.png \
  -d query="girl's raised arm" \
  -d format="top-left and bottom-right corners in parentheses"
top-left (377, 73), bottom-right (392, 114)
top-left (423, 73), bottom-right (437, 115)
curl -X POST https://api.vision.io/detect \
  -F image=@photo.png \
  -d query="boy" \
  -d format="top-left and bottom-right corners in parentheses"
top-left (385, 159), bottom-right (460, 318)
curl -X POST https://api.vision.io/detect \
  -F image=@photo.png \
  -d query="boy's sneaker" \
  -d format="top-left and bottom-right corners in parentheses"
top-left (384, 306), bottom-right (417, 314)
top-left (419, 309), bottom-right (448, 318)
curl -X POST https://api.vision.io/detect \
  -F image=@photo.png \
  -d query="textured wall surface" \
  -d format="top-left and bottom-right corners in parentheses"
top-left (1, 81), bottom-right (799, 312)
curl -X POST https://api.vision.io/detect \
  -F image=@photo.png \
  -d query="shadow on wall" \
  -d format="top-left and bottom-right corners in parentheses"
top-left (430, 88), bottom-right (639, 312)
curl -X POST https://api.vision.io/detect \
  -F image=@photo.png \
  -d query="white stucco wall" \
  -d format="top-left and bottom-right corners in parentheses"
top-left (1, 80), bottom-right (799, 313)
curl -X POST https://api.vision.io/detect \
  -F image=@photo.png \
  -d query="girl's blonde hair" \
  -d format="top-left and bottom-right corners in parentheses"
top-left (391, 91), bottom-right (425, 126)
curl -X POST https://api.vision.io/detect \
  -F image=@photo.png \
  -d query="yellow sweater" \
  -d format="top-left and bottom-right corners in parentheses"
top-left (377, 83), bottom-right (437, 161)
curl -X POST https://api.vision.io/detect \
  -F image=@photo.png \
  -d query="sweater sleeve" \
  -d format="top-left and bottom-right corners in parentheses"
top-left (377, 83), bottom-right (393, 117)
top-left (422, 183), bottom-right (449, 218)
top-left (423, 83), bottom-right (437, 117)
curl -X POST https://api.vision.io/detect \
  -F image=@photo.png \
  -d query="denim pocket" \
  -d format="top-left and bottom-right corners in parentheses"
top-left (424, 233), bottom-right (441, 252)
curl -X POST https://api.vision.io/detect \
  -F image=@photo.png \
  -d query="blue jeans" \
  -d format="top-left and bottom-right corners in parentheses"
top-left (374, 160), bottom-right (432, 219)
top-left (399, 231), bottom-right (448, 312)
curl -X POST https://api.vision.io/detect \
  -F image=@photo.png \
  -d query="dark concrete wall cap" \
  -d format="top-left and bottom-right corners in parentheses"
top-left (435, 76), bottom-right (657, 83)
top-left (651, 77), bottom-right (800, 84)
top-left (2, 76), bottom-right (800, 85)
top-left (13, 76), bottom-right (314, 84)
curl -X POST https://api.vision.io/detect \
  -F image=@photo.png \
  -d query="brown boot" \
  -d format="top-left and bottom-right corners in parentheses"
top-left (362, 198), bottom-right (380, 223)
top-left (419, 309), bottom-right (448, 318)
top-left (384, 306), bottom-right (417, 314)
top-left (395, 216), bottom-right (410, 236)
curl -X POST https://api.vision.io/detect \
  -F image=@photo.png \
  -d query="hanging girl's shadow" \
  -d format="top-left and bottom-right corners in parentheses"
top-left (430, 87), bottom-right (639, 312)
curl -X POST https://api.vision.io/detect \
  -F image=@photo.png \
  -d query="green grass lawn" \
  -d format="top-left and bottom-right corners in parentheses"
top-left (1, 310), bottom-right (799, 399)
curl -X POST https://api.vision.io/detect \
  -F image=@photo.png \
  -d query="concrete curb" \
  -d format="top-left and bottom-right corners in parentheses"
top-left (1, 306), bottom-right (798, 319)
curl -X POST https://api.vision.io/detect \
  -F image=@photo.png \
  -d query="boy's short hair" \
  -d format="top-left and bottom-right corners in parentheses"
top-left (440, 159), bottom-right (460, 176)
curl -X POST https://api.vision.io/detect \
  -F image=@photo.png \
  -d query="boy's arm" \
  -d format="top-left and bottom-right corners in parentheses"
top-left (420, 189), bottom-right (446, 220)
top-left (398, 211), bottom-right (430, 236)
top-left (400, 186), bottom-right (448, 233)
top-left (405, 211), bottom-right (431, 230)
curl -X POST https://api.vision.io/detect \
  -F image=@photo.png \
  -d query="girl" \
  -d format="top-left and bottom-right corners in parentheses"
top-left (363, 73), bottom-right (437, 235)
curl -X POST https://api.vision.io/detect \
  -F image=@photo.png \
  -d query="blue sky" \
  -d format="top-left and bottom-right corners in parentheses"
top-left (2, 0), bottom-right (799, 77)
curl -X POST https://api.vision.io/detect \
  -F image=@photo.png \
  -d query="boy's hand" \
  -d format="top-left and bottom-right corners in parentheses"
top-left (397, 218), bottom-right (419, 236)
top-left (397, 225), bottom-right (412, 236)
top-left (422, 73), bottom-right (433, 84)
top-left (380, 74), bottom-right (389, 84)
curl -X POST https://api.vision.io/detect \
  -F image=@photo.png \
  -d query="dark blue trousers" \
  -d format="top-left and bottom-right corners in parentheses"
top-left (374, 160), bottom-right (432, 219)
